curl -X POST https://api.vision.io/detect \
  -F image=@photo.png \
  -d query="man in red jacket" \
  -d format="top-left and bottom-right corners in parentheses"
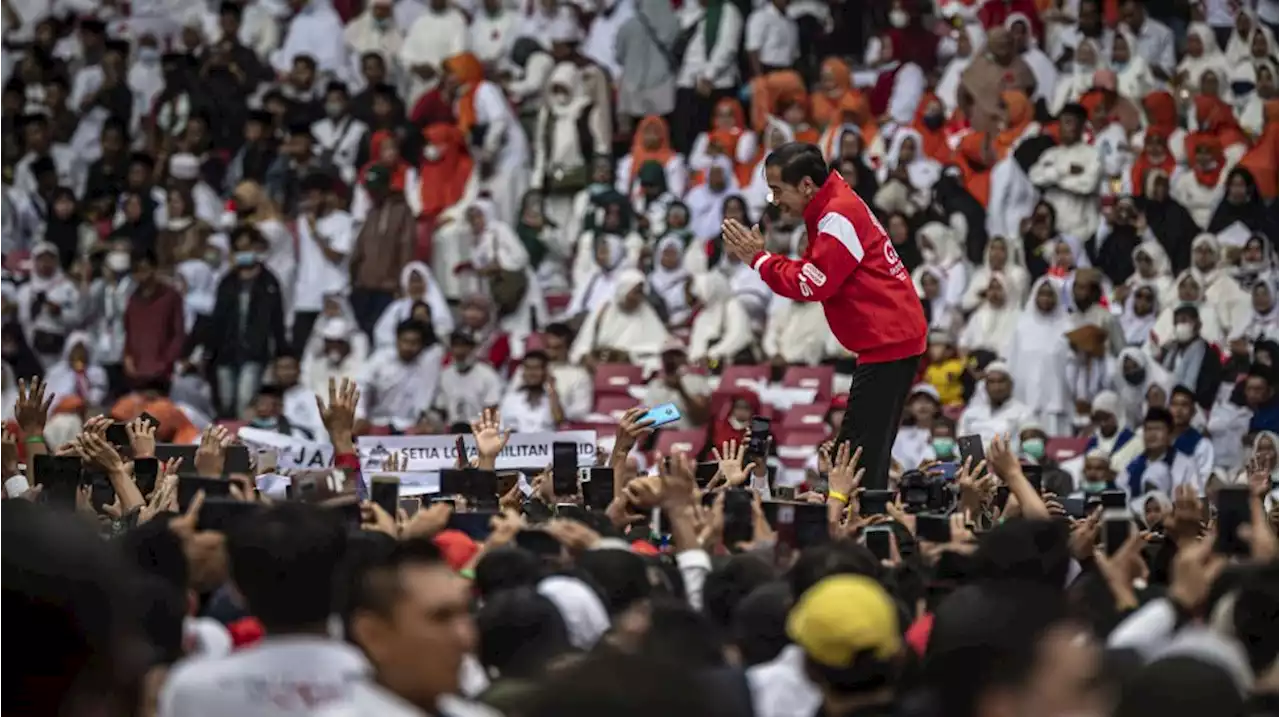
top-left (722, 143), bottom-right (927, 489)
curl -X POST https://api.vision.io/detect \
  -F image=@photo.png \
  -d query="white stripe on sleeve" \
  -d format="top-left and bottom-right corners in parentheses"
top-left (752, 252), bottom-right (772, 271)
top-left (817, 212), bottom-right (864, 262)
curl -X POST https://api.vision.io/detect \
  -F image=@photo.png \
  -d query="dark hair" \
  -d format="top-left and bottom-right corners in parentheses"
top-left (575, 549), bottom-right (651, 615)
top-left (118, 519), bottom-right (189, 591)
top-left (395, 319), bottom-right (429, 342)
top-left (219, 0), bottom-right (244, 18)
top-left (703, 553), bottom-right (777, 629)
top-left (638, 598), bottom-right (728, 669)
top-left (230, 225), bottom-right (266, 249)
top-left (1112, 656), bottom-right (1247, 717)
top-left (972, 519), bottom-right (1070, 588)
top-left (474, 547), bottom-right (544, 601)
top-left (523, 350), bottom-right (550, 365)
top-left (133, 575), bottom-right (188, 666)
top-left (325, 81), bottom-right (349, 98)
top-left (763, 142), bottom-right (830, 187)
top-left (1172, 304), bottom-right (1201, 324)
top-left (1169, 385), bottom-right (1196, 405)
top-left (300, 171), bottom-right (333, 193)
top-left (521, 652), bottom-right (716, 717)
top-left (345, 538), bottom-right (445, 618)
top-left (476, 587), bottom-right (574, 678)
top-left (225, 503), bottom-right (348, 632)
top-left (789, 540), bottom-right (881, 599)
top-left (731, 580), bottom-right (792, 666)
top-left (292, 53), bottom-right (317, 71)
top-left (544, 322), bottom-right (575, 341)
top-left (1060, 103), bottom-right (1088, 123)
top-left (132, 247), bottom-right (159, 268)
top-left (1143, 406), bottom-right (1174, 429)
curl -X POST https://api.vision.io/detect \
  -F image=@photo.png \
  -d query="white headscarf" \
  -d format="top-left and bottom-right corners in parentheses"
top-left (536, 576), bottom-right (611, 649)
top-left (1178, 23), bottom-right (1230, 96)
top-left (175, 259), bottom-right (218, 333)
top-left (878, 129), bottom-right (942, 190)
top-left (570, 268), bottom-right (671, 366)
top-left (960, 273), bottom-right (1021, 354)
top-left (937, 22), bottom-right (987, 113)
top-left (1118, 282), bottom-right (1160, 347)
top-left (1006, 276), bottom-right (1074, 416)
top-left (1114, 346), bottom-right (1172, 426)
top-left (648, 234), bottom-right (691, 326)
top-left (1128, 241), bottom-right (1175, 304)
top-left (684, 157), bottom-right (740, 241)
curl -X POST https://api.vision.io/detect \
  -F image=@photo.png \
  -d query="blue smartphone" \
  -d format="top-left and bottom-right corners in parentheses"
top-left (936, 462), bottom-right (959, 480)
top-left (640, 402), bottom-right (682, 428)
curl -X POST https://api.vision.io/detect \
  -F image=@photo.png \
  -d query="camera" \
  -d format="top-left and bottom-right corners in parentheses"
top-left (898, 469), bottom-right (952, 513)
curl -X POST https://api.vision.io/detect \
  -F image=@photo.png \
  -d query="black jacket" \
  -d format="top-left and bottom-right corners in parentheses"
top-left (207, 267), bottom-right (287, 366)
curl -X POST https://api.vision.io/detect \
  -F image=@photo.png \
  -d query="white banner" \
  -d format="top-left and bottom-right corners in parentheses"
top-left (238, 426), bottom-right (335, 470)
top-left (356, 430), bottom-right (597, 473)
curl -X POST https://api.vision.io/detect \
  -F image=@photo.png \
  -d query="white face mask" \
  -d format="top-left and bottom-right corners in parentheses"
top-left (1174, 322), bottom-right (1196, 342)
top-left (422, 144), bottom-right (442, 161)
top-left (326, 349), bottom-right (346, 364)
top-left (888, 9), bottom-right (909, 28)
top-left (106, 251), bottom-right (131, 273)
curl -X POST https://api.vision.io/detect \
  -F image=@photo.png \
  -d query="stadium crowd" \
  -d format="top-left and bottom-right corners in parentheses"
top-left (1, 0), bottom-right (1278, 714)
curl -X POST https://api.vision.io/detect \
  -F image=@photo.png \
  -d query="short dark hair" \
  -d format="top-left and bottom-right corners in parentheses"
top-left (522, 652), bottom-right (715, 717)
top-left (132, 247), bottom-right (159, 268)
top-left (544, 322), bottom-right (574, 341)
top-left (325, 81), bottom-right (349, 99)
top-left (476, 587), bottom-right (573, 678)
top-left (763, 142), bottom-right (830, 187)
top-left (300, 171), bottom-right (334, 193)
top-left (1060, 103), bottom-right (1088, 123)
top-left (396, 319), bottom-right (429, 342)
top-left (703, 553), bottom-right (777, 629)
top-left (523, 350), bottom-right (549, 365)
top-left (346, 538), bottom-right (445, 618)
top-left (225, 503), bottom-right (348, 632)
top-left (230, 225), bottom-right (265, 249)
top-left (118, 518), bottom-right (189, 591)
top-left (1169, 385), bottom-right (1196, 405)
top-left (1172, 304), bottom-right (1201, 324)
top-left (292, 53), bottom-right (317, 71)
top-left (789, 539), bottom-right (881, 599)
top-left (474, 547), bottom-right (543, 601)
top-left (220, 1), bottom-right (244, 18)
top-left (1143, 406), bottom-right (1174, 429)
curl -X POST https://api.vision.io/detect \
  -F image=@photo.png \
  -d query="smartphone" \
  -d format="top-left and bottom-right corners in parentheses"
top-left (439, 469), bottom-right (468, 496)
top-left (583, 467), bottom-right (614, 510)
top-left (936, 462), bottom-right (959, 480)
top-left (32, 454), bottom-right (82, 509)
top-left (105, 421), bottom-right (131, 448)
top-left (864, 525), bottom-right (893, 560)
top-left (448, 511), bottom-right (497, 541)
top-left (556, 503), bottom-right (589, 522)
top-left (1062, 496), bottom-right (1086, 519)
top-left (197, 498), bottom-right (261, 532)
top-left (88, 471), bottom-right (116, 512)
top-left (515, 529), bottom-right (563, 557)
top-left (1086, 495), bottom-right (1104, 516)
top-left (860, 489), bottom-right (895, 516)
top-left (454, 435), bottom-right (467, 467)
top-left (134, 457), bottom-right (160, 497)
top-left (639, 402), bottom-right (682, 429)
top-left (774, 486), bottom-right (796, 501)
top-left (747, 416), bottom-right (772, 458)
top-left (916, 514), bottom-right (951, 543)
top-left (723, 488), bottom-right (755, 546)
top-left (1213, 485), bottom-right (1251, 557)
top-left (1102, 510), bottom-right (1132, 555)
top-left (792, 502), bottom-right (829, 548)
top-left (178, 476), bottom-right (233, 510)
top-left (138, 411), bottom-right (161, 432)
top-left (551, 442), bottom-right (578, 496)
top-left (956, 434), bottom-right (985, 468)
top-left (399, 496), bottom-right (421, 517)
top-left (1022, 464), bottom-right (1043, 494)
top-left (329, 497), bottom-right (362, 529)
top-left (465, 470), bottom-right (499, 508)
top-left (994, 485), bottom-right (1011, 512)
top-left (1100, 490), bottom-right (1127, 510)
top-left (370, 476), bottom-right (400, 517)
top-left (256, 449), bottom-right (278, 475)
top-left (695, 461), bottom-right (720, 487)
top-left (495, 471), bottom-right (521, 498)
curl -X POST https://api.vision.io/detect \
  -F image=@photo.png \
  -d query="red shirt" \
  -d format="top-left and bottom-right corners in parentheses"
top-left (123, 283), bottom-right (186, 381)
top-left (750, 172), bottom-right (927, 364)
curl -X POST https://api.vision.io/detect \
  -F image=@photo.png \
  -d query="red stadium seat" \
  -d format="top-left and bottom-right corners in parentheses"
top-left (653, 428), bottom-right (707, 458)
top-left (1045, 437), bottom-right (1090, 462)
top-left (780, 403), bottom-right (831, 430)
top-left (782, 366), bottom-right (835, 400)
top-left (593, 394), bottom-right (637, 420)
top-left (774, 427), bottom-right (828, 470)
top-left (593, 364), bottom-right (644, 395)
top-left (544, 293), bottom-right (572, 317)
top-left (365, 424), bottom-right (393, 436)
top-left (718, 365), bottom-right (770, 391)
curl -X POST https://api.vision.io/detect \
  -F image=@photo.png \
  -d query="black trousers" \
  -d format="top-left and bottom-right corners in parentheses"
top-left (834, 354), bottom-right (921, 490)
top-left (671, 87), bottom-right (735, 155)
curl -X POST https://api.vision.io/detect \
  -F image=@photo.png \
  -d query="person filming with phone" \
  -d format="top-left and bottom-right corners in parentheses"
top-left (721, 142), bottom-right (927, 489)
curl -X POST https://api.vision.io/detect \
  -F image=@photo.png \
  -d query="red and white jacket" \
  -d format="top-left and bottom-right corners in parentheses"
top-left (750, 171), bottom-right (927, 364)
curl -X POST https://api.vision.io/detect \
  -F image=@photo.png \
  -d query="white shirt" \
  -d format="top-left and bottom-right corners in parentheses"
top-left (273, 1), bottom-right (350, 81)
top-left (1127, 18), bottom-right (1176, 75)
top-left (434, 362), bottom-right (504, 424)
top-left (676, 2), bottom-right (744, 89)
top-left (158, 635), bottom-right (370, 717)
top-left (499, 388), bottom-right (558, 433)
top-left (469, 10), bottom-right (520, 66)
top-left (745, 2), bottom-right (798, 68)
top-left (294, 210), bottom-right (356, 313)
top-left (399, 8), bottom-right (469, 101)
top-left (957, 398), bottom-right (1035, 446)
top-left (510, 362), bottom-right (593, 420)
top-left (1027, 140), bottom-right (1103, 242)
top-left (311, 116), bottom-right (370, 186)
top-left (358, 345), bottom-right (446, 428)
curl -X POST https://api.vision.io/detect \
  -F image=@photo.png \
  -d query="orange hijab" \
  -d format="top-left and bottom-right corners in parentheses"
top-left (1142, 91), bottom-right (1177, 137)
top-left (1185, 132), bottom-right (1227, 187)
top-left (360, 130), bottom-right (411, 190)
top-left (957, 132), bottom-right (993, 206)
top-left (912, 94), bottom-right (951, 164)
top-left (1130, 131), bottom-right (1176, 196)
top-left (1194, 95), bottom-right (1250, 150)
top-left (993, 90), bottom-right (1032, 160)
top-left (444, 53), bottom-right (485, 135)
top-left (778, 92), bottom-right (821, 144)
top-left (1238, 101), bottom-right (1279, 199)
top-left (704, 98), bottom-right (755, 186)
top-left (418, 123), bottom-right (475, 219)
top-left (628, 115), bottom-right (676, 186)
top-left (811, 58), bottom-right (871, 127)
top-left (750, 69), bottom-right (806, 131)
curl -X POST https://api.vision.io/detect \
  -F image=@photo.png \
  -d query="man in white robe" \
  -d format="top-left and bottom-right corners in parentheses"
top-left (398, 0), bottom-right (469, 105)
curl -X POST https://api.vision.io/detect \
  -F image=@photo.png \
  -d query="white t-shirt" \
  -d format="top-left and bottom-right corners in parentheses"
top-left (745, 3), bottom-right (799, 68)
top-left (294, 210), bottom-right (356, 313)
top-left (157, 635), bottom-right (370, 717)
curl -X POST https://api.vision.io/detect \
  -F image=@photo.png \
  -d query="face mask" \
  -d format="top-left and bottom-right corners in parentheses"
top-left (324, 101), bottom-right (345, 118)
top-left (106, 251), bottom-right (131, 273)
top-left (326, 349), bottom-right (346, 364)
top-left (138, 47), bottom-right (160, 63)
top-left (455, 356), bottom-right (474, 372)
top-left (1241, 260), bottom-right (1267, 273)
top-left (1174, 322), bottom-right (1195, 342)
top-left (233, 251), bottom-right (259, 267)
top-left (250, 417), bottom-right (279, 429)
top-left (888, 8), bottom-right (909, 28)
top-left (1021, 437), bottom-right (1046, 460)
top-left (922, 113), bottom-right (944, 130)
top-left (423, 144), bottom-right (442, 161)
top-left (1081, 479), bottom-right (1109, 493)
top-left (373, 17), bottom-right (393, 30)
top-left (932, 436), bottom-right (956, 459)
top-left (588, 181), bottom-right (611, 196)
top-left (1124, 369), bottom-right (1146, 385)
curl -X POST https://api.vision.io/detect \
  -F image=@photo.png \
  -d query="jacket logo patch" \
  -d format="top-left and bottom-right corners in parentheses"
top-left (801, 262), bottom-right (826, 286)
top-left (883, 242), bottom-right (901, 266)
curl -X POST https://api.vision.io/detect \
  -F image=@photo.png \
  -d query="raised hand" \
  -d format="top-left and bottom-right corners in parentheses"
top-left (77, 431), bottom-right (126, 475)
top-left (986, 435), bottom-right (1019, 481)
top-left (14, 377), bottom-right (54, 437)
top-left (711, 439), bottom-right (756, 488)
top-left (720, 218), bottom-right (766, 263)
top-left (613, 407), bottom-right (654, 457)
top-left (315, 377), bottom-right (360, 453)
top-left (827, 442), bottom-right (864, 502)
top-left (470, 407), bottom-right (512, 469)
top-left (402, 501), bottom-right (452, 540)
top-left (194, 425), bottom-right (231, 477)
top-left (658, 452), bottom-right (697, 510)
top-left (127, 417), bottom-right (157, 459)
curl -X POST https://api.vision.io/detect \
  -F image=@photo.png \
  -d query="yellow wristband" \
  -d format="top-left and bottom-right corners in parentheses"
top-left (828, 490), bottom-right (849, 504)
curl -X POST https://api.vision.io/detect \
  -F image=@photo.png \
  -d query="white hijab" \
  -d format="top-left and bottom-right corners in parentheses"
top-left (570, 268), bottom-right (670, 365)
top-left (1113, 346), bottom-right (1172, 426)
top-left (937, 22), bottom-right (988, 114)
top-left (877, 129), bottom-right (942, 190)
top-left (649, 234), bottom-right (692, 326)
top-left (1178, 23), bottom-right (1230, 95)
top-left (684, 156), bottom-right (740, 241)
top-left (1118, 281), bottom-right (1160, 347)
top-left (373, 261), bottom-right (455, 348)
top-left (1006, 276), bottom-right (1075, 416)
top-left (1128, 240), bottom-right (1175, 305)
top-left (962, 274), bottom-right (1021, 353)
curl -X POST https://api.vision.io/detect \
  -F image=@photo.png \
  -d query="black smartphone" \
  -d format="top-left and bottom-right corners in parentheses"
top-left (156, 444), bottom-right (252, 476)
top-left (864, 525), bottom-right (893, 560)
top-left (1100, 490), bottom-right (1127, 509)
top-left (860, 489), bottom-right (895, 516)
top-left (993, 485), bottom-right (1011, 512)
top-left (1103, 511), bottom-right (1132, 555)
top-left (1022, 464), bottom-right (1043, 494)
top-left (197, 498), bottom-right (261, 532)
top-left (330, 497), bottom-right (362, 529)
top-left (495, 471), bottom-right (521, 498)
top-left (747, 416), bottom-right (771, 458)
top-left (551, 442), bottom-right (578, 496)
top-left (87, 471), bottom-right (116, 512)
top-left (916, 514), bottom-right (951, 543)
top-left (1086, 495), bottom-right (1104, 516)
top-left (723, 488), bottom-right (755, 546)
top-left (32, 454), bottom-right (82, 509)
top-left (583, 467), bottom-right (614, 510)
top-left (138, 411), bottom-right (161, 431)
top-left (464, 470), bottom-right (499, 508)
top-left (774, 486), bottom-right (796, 501)
top-left (439, 469), bottom-right (467, 496)
top-left (695, 461), bottom-right (720, 487)
top-left (1062, 496), bottom-right (1086, 519)
top-left (371, 476), bottom-right (399, 517)
top-left (792, 502), bottom-right (830, 548)
top-left (516, 529), bottom-right (563, 557)
top-left (105, 421), bottom-right (130, 448)
top-left (448, 511), bottom-right (497, 541)
top-left (556, 503), bottom-right (589, 522)
top-left (956, 434), bottom-right (985, 468)
top-left (134, 457), bottom-right (160, 497)
top-left (177, 476), bottom-right (233, 511)
top-left (1213, 485), bottom-right (1252, 556)
top-left (399, 496), bottom-right (421, 517)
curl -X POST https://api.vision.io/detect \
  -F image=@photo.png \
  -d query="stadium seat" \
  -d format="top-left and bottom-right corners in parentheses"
top-left (1045, 436), bottom-right (1090, 462)
top-left (593, 364), bottom-right (644, 395)
top-left (653, 428), bottom-right (707, 457)
top-left (782, 365), bottom-right (835, 400)
top-left (774, 427), bottom-right (828, 470)
top-left (780, 403), bottom-right (831, 430)
top-left (718, 365), bottom-right (770, 391)
top-left (593, 394), bottom-right (636, 420)
top-left (544, 293), bottom-right (572, 317)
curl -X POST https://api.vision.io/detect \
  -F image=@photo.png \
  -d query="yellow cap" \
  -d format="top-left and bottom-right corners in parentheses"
top-left (786, 575), bottom-right (901, 668)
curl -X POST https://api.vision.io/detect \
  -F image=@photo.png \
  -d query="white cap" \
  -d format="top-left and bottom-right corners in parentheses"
top-left (30, 240), bottom-right (59, 259)
top-left (548, 14), bottom-right (583, 44)
top-left (984, 360), bottom-right (1012, 378)
top-left (168, 152), bottom-right (200, 181)
top-left (908, 382), bottom-right (941, 403)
